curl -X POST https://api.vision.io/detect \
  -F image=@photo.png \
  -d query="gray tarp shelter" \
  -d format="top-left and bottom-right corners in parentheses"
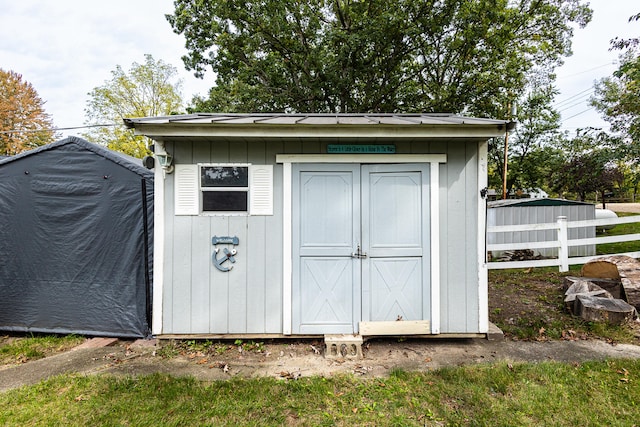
top-left (0, 136), bottom-right (153, 338)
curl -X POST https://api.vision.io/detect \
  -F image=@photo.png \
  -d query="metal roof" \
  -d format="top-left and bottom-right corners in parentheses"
top-left (124, 113), bottom-right (514, 142)
top-left (488, 198), bottom-right (594, 208)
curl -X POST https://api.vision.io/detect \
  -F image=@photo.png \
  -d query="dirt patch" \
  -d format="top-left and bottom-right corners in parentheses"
top-left (5, 330), bottom-right (640, 391)
top-left (92, 335), bottom-right (640, 383)
top-left (489, 268), bottom-right (640, 342)
top-left (489, 269), bottom-right (570, 339)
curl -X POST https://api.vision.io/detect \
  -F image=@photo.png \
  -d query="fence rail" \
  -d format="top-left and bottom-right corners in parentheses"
top-left (486, 214), bottom-right (640, 272)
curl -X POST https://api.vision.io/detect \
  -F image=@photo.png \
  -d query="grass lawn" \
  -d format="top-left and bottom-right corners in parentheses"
top-left (0, 334), bottom-right (84, 365)
top-left (3, 213), bottom-right (640, 425)
top-left (1, 360), bottom-right (640, 426)
top-left (596, 212), bottom-right (640, 255)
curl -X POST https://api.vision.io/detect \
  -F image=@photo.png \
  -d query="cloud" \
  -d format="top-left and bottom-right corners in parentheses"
top-left (0, 0), bottom-right (210, 135)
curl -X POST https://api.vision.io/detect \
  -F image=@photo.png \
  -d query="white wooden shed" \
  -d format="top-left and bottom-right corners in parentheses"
top-left (125, 113), bottom-right (511, 340)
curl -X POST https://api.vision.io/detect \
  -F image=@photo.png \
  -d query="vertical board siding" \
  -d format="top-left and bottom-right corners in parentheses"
top-left (163, 139), bottom-right (284, 334)
top-left (246, 142), bottom-right (268, 332)
top-left (209, 216), bottom-right (230, 332)
top-left (432, 142), bottom-right (481, 333)
top-left (464, 144), bottom-right (480, 332)
top-left (265, 142), bottom-right (285, 331)
top-left (170, 141), bottom-right (193, 333)
top-left (227, 139), bottom-right (249, 332)
top-left (444, 142), bottom-right (468, 332)
top-left (190, 142), bottom-right (211, 332)
top-left (163, 138), bottom-right (482, 335)
top-left (162, 141), bottom-right (177, 333)
top-left (227, 216), bottom-right (248, 332)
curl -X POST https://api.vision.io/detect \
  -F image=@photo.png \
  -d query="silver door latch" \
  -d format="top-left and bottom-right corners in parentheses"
top-left (351, 244), bottom-right (368, 259)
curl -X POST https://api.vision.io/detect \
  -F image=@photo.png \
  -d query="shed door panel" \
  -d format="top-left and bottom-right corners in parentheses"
top-left (293, 165), bottom-right (360, 334)
top-left (293, 163), bottom-right (429, 334)
top-left (362, 165), bottom-right (430, 322)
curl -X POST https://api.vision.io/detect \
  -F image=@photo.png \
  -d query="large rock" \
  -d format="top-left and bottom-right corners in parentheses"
top-left (575, 295), bottom-right (636, 325)
top-left (581, 255), bottom-right (640, 311)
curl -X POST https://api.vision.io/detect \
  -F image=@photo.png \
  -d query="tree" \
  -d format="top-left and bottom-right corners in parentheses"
top-left (552, 150), bottom-right (622, 207)
top-left (83, 54), bottom-right (184, 158)
top-left (167, 0), bottom-right (591, 116)
top-left (550, 129), bottom-right (624, 206)
top-left (610, 13), bottom-right (640, 50)
top-left (488, 74), bottom-right (564, 194)
top-left (591, 49), bottom-right (640, 151)
top-left (590, 12), bottom-right (640, 160)
top-left (0, 69), bottom-right (56, 155)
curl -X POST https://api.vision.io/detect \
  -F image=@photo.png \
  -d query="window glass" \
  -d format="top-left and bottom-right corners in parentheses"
top-left (201, 166), bottom-right (248, 187)
top-left (202, 191), bottom-right (248, 212)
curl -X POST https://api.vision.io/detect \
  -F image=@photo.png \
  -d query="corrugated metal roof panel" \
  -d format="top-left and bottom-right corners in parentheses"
top-left (123, 113), bottom-right (514, 142)
top-left (125, 113), bottom-right (512, 128)
top-left (488, 198), bottom-right (594, 208)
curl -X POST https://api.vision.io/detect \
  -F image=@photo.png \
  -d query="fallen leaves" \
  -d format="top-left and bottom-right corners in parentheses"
top-left (279, 370), bottom-right (301, 380)
top-left (618, 367), bottom-right (630, 383)
top-left (353, 365), bottom-right (372, 375)
top-left (209, 361), bottom-right (230, 373)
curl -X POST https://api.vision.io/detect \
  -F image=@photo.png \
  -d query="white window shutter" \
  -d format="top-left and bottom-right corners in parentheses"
top-left (249, 165), bottom-right (273, 215)
top-left (174, 164), bottom-right (199, 215)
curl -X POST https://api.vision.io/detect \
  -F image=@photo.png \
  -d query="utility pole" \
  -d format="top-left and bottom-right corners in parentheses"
top-left (502, 102), bottom-right (517, 200)
top-left (502, 128), bottom-right (509, 199)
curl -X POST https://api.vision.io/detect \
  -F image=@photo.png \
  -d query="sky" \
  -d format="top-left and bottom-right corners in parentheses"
top-left (0, 0), bottom-right (638, 138)
top-left (555, 0), bottom-right (638, 134)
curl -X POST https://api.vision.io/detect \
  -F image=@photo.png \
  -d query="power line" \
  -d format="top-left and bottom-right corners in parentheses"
top-left (0, 123), bottom-right (118, 134)
top-left (562, 107), bottom-right (595, 121)
top-left (556, 61), bottom-right (617, 80)
top-left (557, 96), bottom-right (595, 113)
top-left (554, 87), bottom-right (594, 108)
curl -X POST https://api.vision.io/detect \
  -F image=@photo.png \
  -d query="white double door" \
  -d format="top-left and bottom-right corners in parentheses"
top-left (292, 163), bottom-right (430, 334)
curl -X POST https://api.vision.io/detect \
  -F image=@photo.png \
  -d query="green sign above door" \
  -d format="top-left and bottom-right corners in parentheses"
top-left (327, 144), bottom-right (396, 154)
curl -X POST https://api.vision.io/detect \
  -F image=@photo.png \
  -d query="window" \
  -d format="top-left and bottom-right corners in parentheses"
top-left (174, 164), bottom-right (273, 216)
top-left (201, 166), bottom-right (249, 212)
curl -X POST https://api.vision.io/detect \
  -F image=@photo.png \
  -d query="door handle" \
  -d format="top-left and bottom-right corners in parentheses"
top-left (351, 244), bottom-right (368, 259)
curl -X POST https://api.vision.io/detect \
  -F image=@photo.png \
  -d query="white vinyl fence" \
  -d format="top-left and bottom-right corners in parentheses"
top-left (486, 215), bottom-right (640, 272)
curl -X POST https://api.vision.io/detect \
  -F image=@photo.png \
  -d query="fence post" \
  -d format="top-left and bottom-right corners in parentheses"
top-left (557, 216), bottom-right (569, 272)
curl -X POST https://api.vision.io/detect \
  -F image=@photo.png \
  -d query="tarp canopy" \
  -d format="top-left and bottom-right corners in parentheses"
top-left (0, 137), bottom-right (153, 338)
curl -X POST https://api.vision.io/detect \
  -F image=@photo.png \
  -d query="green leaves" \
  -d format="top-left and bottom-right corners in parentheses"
top-left (168, 0), bottom-right (592, 115)
top-left (83, 54), bottom-right (184, 157)
top-left (592, 49), bottom-right (640, 153)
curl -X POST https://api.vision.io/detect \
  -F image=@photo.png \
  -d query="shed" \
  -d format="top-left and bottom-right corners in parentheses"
top-left (125, 113), bottom-right (511, 339)
top-left (487, 198), bottom-right (596, 258)
top-left (0, 136), bottom-right (153, 338)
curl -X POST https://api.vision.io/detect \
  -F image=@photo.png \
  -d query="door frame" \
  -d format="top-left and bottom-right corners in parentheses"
top-left (277, 154), bottom-right (447, 335)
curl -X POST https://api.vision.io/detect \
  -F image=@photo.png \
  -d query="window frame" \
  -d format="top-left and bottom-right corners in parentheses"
top-left (199, 163), bottom-right (250, 216)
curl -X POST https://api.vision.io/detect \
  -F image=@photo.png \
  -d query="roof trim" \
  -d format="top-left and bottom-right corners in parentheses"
top-left (124, 113), bottom-right (514, 140)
